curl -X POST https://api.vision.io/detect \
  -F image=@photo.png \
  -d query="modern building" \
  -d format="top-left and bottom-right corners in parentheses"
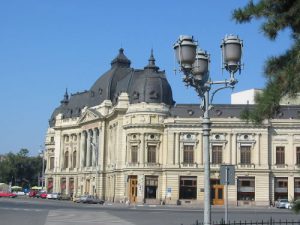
top-left (44, 49), bottom-right (300, 206)
top-left (231, 89), bottom-right (262, 104)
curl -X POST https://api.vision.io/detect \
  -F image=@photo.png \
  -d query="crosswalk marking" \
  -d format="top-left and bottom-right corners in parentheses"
top-left (45, 209), bottom-right (136, 225)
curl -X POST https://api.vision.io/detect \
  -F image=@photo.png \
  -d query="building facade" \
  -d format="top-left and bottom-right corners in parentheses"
top-left (44, 49), bottom-right (300, 206)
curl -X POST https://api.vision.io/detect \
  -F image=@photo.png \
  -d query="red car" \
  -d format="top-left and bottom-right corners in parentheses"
top-left (0, 192), bottom-right (17, 198)
top-left (29, 190), bottom-right (37, 197)
top-left (40, 192), bottom-right (47, 199)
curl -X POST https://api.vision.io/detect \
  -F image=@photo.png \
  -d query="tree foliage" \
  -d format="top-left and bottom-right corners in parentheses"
top-left (232, 0), bottom-right (300, 123)
top-left (0, 149), bottom-right (42, 188)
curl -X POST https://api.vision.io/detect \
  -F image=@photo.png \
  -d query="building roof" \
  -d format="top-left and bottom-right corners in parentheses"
top-left (171, 104), bottom-right (300, 120)
top-left (49, 49), bottom-right (175, 127)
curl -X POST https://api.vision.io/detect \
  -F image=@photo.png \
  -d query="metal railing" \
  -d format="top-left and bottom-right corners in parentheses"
top-left (182, 219), bottom-right (300, 225)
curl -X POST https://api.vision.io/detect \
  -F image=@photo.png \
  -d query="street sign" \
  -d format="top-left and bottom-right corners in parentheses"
top-left (220, 164), bottom-right (235, 185)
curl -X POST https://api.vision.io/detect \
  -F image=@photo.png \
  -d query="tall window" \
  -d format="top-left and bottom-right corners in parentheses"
top-left (294, 178), bottom-right (300, 200)
top-left (296, 147), bottom-right (300, 165)
top-left (212, 145), bottom-right (222, 164)
top-left (179, 176), bottom-right (197, 199)
top-left (275, 177), bottom-right (288, 200)
top-left (145, 176), bottom-right (158, 199)
top-left (183, 145), bottom-right (194, 164)
top-left (276, 146), bottom-right (285, 165)
top-left (131, 146), bottom-right (138, 163)
top-left (64, 151), bottom-right (69, 169)
top-left (240, 146), bottom-right (251, 164)
top-left (72, 151), bottom-right (76, 168)
top-left (237, 177), bottom-right (255, 201)
top-left (147, 145), bottom-right (156, 163)
top-left (49, 157), bottom-right (54, 170)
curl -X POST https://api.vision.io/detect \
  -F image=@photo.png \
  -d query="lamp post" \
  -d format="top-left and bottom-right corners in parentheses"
top-left (39, 148), bottom-right (45, 190)
top-left (174, 35), bottom-right (243, 225)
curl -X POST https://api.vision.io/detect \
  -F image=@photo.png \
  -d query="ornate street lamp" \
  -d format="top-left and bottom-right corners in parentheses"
top-left (174, 34), bottom-right (243, 225)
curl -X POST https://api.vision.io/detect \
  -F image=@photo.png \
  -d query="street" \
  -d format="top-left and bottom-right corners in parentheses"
top-left (0, 198), bottom-right (299, 225)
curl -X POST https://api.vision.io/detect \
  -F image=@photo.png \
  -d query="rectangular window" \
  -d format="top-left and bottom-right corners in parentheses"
top-left (147, 145), bottom-right (156, 163)
top-left (237, 177), bottom-right (255, 201)
top-left (296, 147), bottom-right (300, 165)
top-left (50, 157), bottom-right (54, 170)
top-left (274, 177), bottom-right (288, 200)
top-left (131, 146), bottom-right (138, 163)
top-left (179, 176), bottom-right (197, 199)
top-left (240, 146), bottom-right (251, 164)
top-left (212, 145), bottom-right (222, 164)
top-left (145, 176), bottom-right (158, 199)
top-left (295, 178), bottom-right (300, 200)
top-left (276, 146), bottom-right (285, 165)
top-left (183, 145), bottom-right (194, 164)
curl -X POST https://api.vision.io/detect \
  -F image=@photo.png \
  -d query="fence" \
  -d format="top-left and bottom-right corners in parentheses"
top-left (183, 219), bottom-right (300, 225)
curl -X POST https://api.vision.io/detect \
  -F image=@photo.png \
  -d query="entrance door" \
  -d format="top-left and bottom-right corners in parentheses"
top-left (212, 184), bottom-right (224, 205)
top-left (128, 176), bottom-right (137, 203)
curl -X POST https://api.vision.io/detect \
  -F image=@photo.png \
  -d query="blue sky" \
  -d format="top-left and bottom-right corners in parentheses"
top-left (0, 0), bottom-right (292, 156)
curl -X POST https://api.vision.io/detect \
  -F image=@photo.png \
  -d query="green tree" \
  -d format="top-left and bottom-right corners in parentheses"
top-left (232, 0), bottom-right (300, 123)
top-left (0, 149), bottom-right (42, 188)
top-left (293, 200), bottom-right (300, 214)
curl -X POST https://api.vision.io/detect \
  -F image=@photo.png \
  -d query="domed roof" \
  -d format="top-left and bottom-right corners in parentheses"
top-left (116, 50), bottom-right (175, 105)
top-left (49, 49), bottom-right (174, 127)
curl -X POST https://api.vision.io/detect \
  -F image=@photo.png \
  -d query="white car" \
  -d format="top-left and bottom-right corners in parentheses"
top-left (275, 199), bottom-right (290, 208)
top-left (47, 192), bottom-right (61, 199)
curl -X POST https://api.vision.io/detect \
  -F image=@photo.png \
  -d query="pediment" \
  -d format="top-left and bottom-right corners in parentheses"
top-left (78, 109), bottom-right (102, 124)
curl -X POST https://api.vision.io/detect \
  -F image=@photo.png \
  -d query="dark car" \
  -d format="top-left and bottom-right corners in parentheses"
top-left (58, 194), bottom-right (71, 200)
top-left (77, 195), bottom-right (104, 204)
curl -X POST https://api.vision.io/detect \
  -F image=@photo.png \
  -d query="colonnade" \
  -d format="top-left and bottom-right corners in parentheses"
top-left (79, 128), bottom-right (100, 168)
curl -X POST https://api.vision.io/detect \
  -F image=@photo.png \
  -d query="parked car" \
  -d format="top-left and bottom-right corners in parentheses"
top-left (13, 191), bottom-right (25, 196)
top-left (40, 192), bottom-right (48, 199)
top-left (0, 192), bottom-right (17, 198)
top-left (29, 190), bottom-right (38, 197)
top-left (275, 199), bottom-right (290, 208)
top-left (36, 190), bottom-right (47, 198)
top-left (77, 195), bottom-right (104, 204)
top-left (72, 195), bottom-right (81, 202)
top-left (58, 194), bottom-right (71, 200)
top-left (47, 192), bottom-right (61, 199)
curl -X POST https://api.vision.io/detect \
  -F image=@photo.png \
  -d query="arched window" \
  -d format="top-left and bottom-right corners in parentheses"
top-left (64, 151), bottom-right (69, 169)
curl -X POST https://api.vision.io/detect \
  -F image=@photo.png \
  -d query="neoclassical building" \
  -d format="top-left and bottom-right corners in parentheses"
top-left (44, 49), bottom-right (300, 206)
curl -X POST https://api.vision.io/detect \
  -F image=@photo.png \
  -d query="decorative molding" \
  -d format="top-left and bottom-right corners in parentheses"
top-left (78, 109), bottom-right (103, 125)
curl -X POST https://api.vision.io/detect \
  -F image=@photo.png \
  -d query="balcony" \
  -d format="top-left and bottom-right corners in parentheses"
top-left (275, 187), bottom-right (288, 193)
top-left (181, 163), bottom-right (198, 168)
top-left (272, 164), bottom-right (288, 169)
top-left (237, 164), bottom-right (255, 169)
top-left (238, 187), bottom-right (255, 192)
top-left (126, 162), bottom-right (140, 168)
top-left (144, 163), bottom-right (161, 168)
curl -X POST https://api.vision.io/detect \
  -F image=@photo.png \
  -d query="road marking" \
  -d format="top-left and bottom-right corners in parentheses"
top-left (45, 209), bottom-right (136, 225)
top-left (0, 207), bottom-right (43, 212)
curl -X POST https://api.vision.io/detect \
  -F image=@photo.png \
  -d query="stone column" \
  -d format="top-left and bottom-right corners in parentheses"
top-left (140, 133), bottom-right (145, 164)
top-left (80, 131), bottom-right (86, 168)
top-left (232, 133), bottom-right (237, 165)
top-left (92, 129), bottom-right (97, 167)
top-left (60, 135), bottom-right (65, 169)
top-left (76, 133), bottom-right (80, 169)
top-left (86, 130), bottom-right (91, 167)
top-left (175, 132), bottom-right (179, 165)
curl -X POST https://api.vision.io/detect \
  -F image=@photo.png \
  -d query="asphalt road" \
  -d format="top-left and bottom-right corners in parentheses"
top-left (0, 197), bottom-right (299, 225)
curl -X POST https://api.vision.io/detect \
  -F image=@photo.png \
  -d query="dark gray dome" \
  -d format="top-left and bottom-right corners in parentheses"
top-left (49, 49), bottom-right (174, 127)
